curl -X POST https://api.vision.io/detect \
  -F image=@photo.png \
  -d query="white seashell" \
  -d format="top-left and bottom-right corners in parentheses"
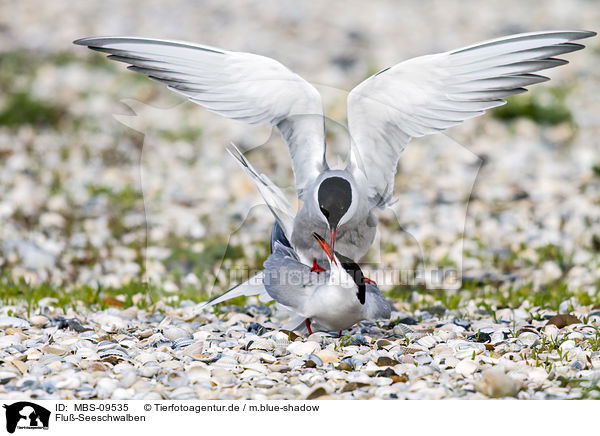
top-left (258, 353), bottom-right (276, 364)
top-left (226, 313), bottom-right (254, 324)
top-left (559, 340), bottom-right (576, 351)
top-left (239, 369), bottom-right (261, 379)
top-left (287, 341), bottom-right (320, 356)
top-left (139, 361), bottom-right (160, 378)
top-left (163, 326), bottom-right (190, 341)
top-left (74, 386), bottom-right (96, 399)
top-left (0, 316), bottom-right (30, 329)
top-left (248, 339), bottom-right (275, 351)
top-left (490, 331), bottom-right (506, 344)
top-left (38, 354), bottom-right (62, 366)
top-left (242, 362), bottom-right (268, 374)
top-left (237, 354), bottom-right (259, 365)
top-left (25, 349), bottom-right (42, 360)
top-left (254, 378), bottom-right (277, 389)
top-left (56, 375), bottom-right (81, 389)
top-left (211, 368), bottom-right (236, 386)
top-left (0, 370), bottom-right (19, 383)
top-left (160, 360), bottom-right (182, 370)
top-left (436, 330), bottom-right (457, 341)
top-left (118, 371), bottom-right (138, 388)
top-left (0, 335), bottom-right (22, 347)
top-left (316, 350), bottom-right (340, 365)
top-left (169, 387), bottom-right (196, 400)
top-left (98, 348), bottom-right (129, 359)
top-left (187, 365), bottom-right (211, 382)
top-left (476, 367), bottom-right (521, 398)
top-left (96, 377), bottom-right (119, 399)
top-left (518, 332), bottom-right (539, 348)
top-left (212, 355), bottom-right (237, 369)
top-left (393, 324), bottom-right (415, 336)
top-left (298, 373), bottom-right (323, 387)
top-left (347, 371), bottom-right (372, 385)
top-left (182, 341), bottom-right (205, 357)
top-left (567, 331), bottom-right (584, 341)
top-left (431, 344), bottom-right (453, 356)
top-left (75, 348), bottom-right (97, 359)
top-left (455, 359), bottom-right (478, 377)
top-left (372, 377), bottom-right (393, 386)
top-left (543, 324), bottom-right (559, 339)
top-left (112, 388), bottom-right (135, 400)
top-left (92, 314), bottom-right (127, 331)
top-left (29, 315), bottom-right (49, 327)
top-left (171, 337), bottom-right (194, 349)
top-left (135, 352), bottom-right (157, 364)
top-left (323, 370), bottom-right (347, 380)
top-left (63, 355), bottom-right (81, 366)
top-left (42, 345), bottom-right (67, 355)
top-left (287, 358), bottom-right (304, 369)
top-left (528, 367), bottom-right (548, 385)
top-left (417, 335), bottom-right (437, 349)
top-left (360, 361), bottom-right (381, 377)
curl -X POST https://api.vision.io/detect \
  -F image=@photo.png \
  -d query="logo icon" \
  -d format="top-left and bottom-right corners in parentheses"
top-left (2, 402), bottom-right (50, 433)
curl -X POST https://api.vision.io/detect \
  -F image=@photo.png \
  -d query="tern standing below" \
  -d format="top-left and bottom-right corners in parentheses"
top-left (264, 232), bottom-right (391, 335)
top-left (75, 30), bottom-right (596, 270)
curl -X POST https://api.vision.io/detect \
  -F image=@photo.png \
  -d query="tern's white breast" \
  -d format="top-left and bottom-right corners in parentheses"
top-left (306, 283), bottom-right (364, 331)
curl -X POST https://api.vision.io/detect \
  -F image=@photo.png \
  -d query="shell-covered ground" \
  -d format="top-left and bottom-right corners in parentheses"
top-left (1, 1), bottom-right (600, 399)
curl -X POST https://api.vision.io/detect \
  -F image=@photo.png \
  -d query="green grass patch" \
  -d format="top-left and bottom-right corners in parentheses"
top-left (0, 278), bottom-right (168, 315)
top-left (491, 86), bottom-right (574, 126)
top-left (159, 126), bottom-right (203, 142)
top-left (0, 91), bottom-right (65, 128)
top-left (387, 276), bottom-right (598, 314)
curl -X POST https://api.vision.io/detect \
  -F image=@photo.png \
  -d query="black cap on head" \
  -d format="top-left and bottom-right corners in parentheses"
top-left (317, 176), bottom-right (352, 228)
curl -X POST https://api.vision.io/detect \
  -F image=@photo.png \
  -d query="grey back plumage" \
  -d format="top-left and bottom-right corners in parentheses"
top-left (263, 242), bottom-right (325, 314)
top-left (364, 283), bottom-right (392, 320)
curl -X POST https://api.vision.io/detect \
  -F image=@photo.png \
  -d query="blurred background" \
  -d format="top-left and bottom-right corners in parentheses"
top-left (0, 0), bottom-right (598, 310)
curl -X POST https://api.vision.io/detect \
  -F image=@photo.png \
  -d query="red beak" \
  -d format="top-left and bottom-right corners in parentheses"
top-left (312, 232), bottom-right (336, 264)
top-left (329, 226), bottom-right (338, 260)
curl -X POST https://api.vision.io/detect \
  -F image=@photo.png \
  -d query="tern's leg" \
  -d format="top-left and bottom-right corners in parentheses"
top-left (305, 318), bottom-right (313, 336)
top-left (310, 258), bottom-right (326, 273)
top-left (337, 331), bottom-right (342, 338)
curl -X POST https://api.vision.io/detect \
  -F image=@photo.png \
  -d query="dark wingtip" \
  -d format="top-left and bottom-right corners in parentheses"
top-left (73, 37), bottom-right (91, 46)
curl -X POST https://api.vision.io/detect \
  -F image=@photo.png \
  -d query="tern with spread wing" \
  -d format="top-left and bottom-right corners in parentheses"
top-left (75, 30), bottom-right (595, 268)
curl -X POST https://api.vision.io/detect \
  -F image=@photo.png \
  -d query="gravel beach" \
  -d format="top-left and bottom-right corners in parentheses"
top-left (0, 1), bottom-right (599, 400)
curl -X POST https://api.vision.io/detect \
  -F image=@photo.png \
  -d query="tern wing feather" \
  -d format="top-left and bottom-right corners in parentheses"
top-left (347, 30), bottom-right (595, 205)
top-left (74, 36), bottom-right (326, 195)
top-left (196, 271), bottom-right (271, 310)
top-left (227, 144), bottom-right (296, 240)
top-left (263, 242), bottom-right (323, 316)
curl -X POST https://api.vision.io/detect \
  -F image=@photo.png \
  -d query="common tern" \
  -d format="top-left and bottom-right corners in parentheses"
top-left (75, 30), bottom-right (595, 268)
top-left (263, 232), bottom-right (391, 335)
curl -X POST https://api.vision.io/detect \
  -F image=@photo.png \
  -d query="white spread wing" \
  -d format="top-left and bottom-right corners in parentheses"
top-left (347, 30), bottom-right (596, 205)
top-left (74, 36), bottom-right (326, 195)
top-left (227, 144), bottom-right (296, 239)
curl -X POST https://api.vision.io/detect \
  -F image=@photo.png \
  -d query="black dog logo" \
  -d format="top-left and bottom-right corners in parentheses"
top-left (3, 402), bottom-right (50, 433)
